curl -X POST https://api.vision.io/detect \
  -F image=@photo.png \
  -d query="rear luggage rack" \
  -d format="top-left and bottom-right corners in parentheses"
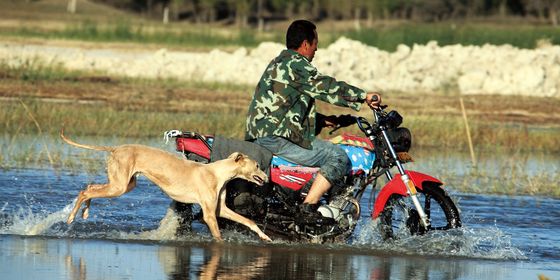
top-left (164, 130), bottom-right (213, 160)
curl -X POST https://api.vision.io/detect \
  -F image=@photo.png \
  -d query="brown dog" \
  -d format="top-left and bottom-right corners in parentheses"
top-left (61, 130), bottom-right (271, 242)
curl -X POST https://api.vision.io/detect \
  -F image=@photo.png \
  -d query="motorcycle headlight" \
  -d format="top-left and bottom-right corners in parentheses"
top-left (379, 110), bottom-right (403, 129)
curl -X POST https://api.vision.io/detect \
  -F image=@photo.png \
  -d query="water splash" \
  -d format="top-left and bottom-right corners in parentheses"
top-left (120, 208), bottom-right (182, 241)
top-left (0, 200), bottom-right (74, 236)
top-left (119, 208), bottom-right (264, 244)
top-left (351, 219), bottom-right (527, 260)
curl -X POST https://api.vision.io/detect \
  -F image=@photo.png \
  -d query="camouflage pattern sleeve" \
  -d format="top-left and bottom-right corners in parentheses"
top-left (282, 56), bottom-right (367, 111)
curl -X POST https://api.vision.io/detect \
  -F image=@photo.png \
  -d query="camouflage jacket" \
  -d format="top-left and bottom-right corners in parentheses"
top-left (245, 49), bottom-right (367, 149)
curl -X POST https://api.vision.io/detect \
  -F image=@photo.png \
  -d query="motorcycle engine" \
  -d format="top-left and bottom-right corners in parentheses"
top-left (318, 205), bottom-right (342, 220)
top-left (318, 195), bottom-right (360, 230)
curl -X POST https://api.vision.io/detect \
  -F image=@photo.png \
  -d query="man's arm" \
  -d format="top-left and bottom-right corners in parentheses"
top-left (290, 62), bottom-right (367, 111)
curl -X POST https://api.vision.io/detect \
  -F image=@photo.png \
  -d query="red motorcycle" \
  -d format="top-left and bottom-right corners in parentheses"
top-left (164, 105), bottom-right (461, 243)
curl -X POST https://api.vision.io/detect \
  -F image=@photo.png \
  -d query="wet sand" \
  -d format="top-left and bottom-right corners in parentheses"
top-left (1, 234), bottom-right (557, 280)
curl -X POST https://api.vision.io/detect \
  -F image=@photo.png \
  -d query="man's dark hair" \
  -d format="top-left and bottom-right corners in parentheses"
top-left (286, 20), bottom-right (316, 50)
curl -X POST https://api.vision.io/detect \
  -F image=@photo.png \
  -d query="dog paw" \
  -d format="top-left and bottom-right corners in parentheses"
top-left (260, 234), bottom-right (272, 242)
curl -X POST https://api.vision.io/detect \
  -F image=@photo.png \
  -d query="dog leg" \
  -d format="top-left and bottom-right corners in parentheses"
top-left (68, 157), bottom-right (137, 224)
top-left (82, 200), bottom-right (91, 220)
top-left (80, 184), bottom-right (104, 219)
top-left (201, 202), bottom-right (223, 242)
top-left (68, 178), bottom-right (134, 224)
top-left (68, 188), bottom-right (90, 224)
top-left (80, 176), bottom-right (137, 220)
top-left (68, 184), bottom-right (109, 224)
top-left (218, 205), bottom-right (271, 242)
top-left (68, 182), bottom-right (131, 224)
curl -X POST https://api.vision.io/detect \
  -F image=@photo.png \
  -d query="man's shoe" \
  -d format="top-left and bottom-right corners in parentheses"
top-left (297, 203), bottom-right (336, 225)
top-left (298, 202), bottom-right (319, 213)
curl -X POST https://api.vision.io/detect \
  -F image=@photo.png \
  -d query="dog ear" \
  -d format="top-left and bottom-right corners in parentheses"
top-left (228, 152), bottom-right (245, 163)
top-left (234, 153), bottom-right (245, 163)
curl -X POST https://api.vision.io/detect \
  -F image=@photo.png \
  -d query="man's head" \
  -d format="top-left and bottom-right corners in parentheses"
top-left (286, 20), bottom-right (318, 62)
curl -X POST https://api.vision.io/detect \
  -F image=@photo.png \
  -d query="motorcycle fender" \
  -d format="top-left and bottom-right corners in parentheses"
top-left (371, 171), bottom-right (443, 218)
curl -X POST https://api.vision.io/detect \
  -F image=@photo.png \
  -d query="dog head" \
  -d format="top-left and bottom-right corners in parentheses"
top-left (228, 152), bottom-right (268, 186)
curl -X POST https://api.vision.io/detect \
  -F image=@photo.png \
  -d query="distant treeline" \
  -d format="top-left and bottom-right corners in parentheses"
top-left (90, 0), bottom-right (560, 27)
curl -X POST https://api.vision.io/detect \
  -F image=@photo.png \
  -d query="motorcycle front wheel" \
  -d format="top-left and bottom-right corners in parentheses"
top-left (379, 183), bottom-right (461, 239)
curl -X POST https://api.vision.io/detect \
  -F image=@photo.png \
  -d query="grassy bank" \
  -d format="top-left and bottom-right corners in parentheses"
top-left (3, 99), bottom-right (558, 152)
top-left (339, 22), bottom-right (559, 50)
top-left (1, 128), bottom-right (558, 197)
top-left (1, 0), bottom-right (559, 51)
top-left (1, 52), bottom-right (559, 197)
top-left (2, 20), bottom-right (558, 51)
top-left (1, 59), bottom-right (559, 151)
top-left (2, 102), bottom-right (559, 197)
top-left (2, 21), bottom-right (269, 50)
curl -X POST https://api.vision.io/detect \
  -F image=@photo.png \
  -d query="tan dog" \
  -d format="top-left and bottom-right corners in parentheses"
top-left (61, 130), bottom-right (271, 242)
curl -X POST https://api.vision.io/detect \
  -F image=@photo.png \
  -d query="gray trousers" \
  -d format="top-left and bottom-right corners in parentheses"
top-left (254, 136), bottom-right (349, 185)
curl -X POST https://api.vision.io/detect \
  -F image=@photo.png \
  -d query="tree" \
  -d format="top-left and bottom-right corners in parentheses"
top-left (523, 0), bottom-right (560, 25)
top-left (169, 0), bottom-right (186, 21)
top-left (465, 0), bottom-right (485, 18)
top-left (544, 0), bottom-right (560, 26)
top-left (228, 0), bottom-right (252, 27)
top-left (67, 0), bottom-right (77, 13)
top-left (197, 0), bottom-right (218, 23)
top-left (498, 0), bottom-right (508, 17)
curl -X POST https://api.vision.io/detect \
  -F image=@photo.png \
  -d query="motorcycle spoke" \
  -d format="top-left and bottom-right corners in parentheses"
top-left (380, 185), bottom-right (461, 239)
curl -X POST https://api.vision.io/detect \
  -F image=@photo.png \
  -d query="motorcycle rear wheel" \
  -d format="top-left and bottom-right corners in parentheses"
top-left (379, 184), bottom-right (461, 239)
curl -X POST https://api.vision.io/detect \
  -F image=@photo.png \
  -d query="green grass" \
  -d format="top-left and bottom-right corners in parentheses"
top-left (1, 20), bottom-right (558, 50)
top-left (0, 57), bottom-right (83, 81)
top-left (1, 127), bottom-right (558, 197)
top-left (1, 99), bottom-right (558, 153)
top-left (339, 23), bottom-right (560, 51)
top-left (0, 100), bottom-right (246, 138)
top-left (437, 162), bottom-right (560, 197)
top-left (0, 0), bottom-right (558, 50)
top-left (403, 116), bottom-right (560, 153)
top-left (1, 99), bottom-right (558, 197)
top-left (3, 20), bottom-right (265, 49)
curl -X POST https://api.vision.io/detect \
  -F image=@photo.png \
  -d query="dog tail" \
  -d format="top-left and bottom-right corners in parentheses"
top-left (60, 128), bottom-right (114, 152)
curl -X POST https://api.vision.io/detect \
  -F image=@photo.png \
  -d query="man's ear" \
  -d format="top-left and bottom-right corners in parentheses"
top-left (302, 39), bottom-right (310, 50)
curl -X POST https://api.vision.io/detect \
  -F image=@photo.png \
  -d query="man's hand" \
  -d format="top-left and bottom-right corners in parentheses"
top-left (322, 115), bottom-right (338, 128)
top-left (365, 92), bottom-right (382, 109)
top-left (316, 114), bottom-right (356, 135)
top-left (321, 114), bottom-right (355, 128)
top-left (335, 114), bottom-right (356, 127)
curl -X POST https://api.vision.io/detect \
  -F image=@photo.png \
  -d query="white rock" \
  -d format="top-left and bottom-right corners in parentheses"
top-left (1, 38), bottom-right (559, 97)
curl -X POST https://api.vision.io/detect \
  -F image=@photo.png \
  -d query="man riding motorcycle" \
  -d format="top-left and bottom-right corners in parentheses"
top-left (245, 19), bottom-right (381, 220)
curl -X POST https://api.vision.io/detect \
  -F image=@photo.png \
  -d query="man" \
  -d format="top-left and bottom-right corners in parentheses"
top-left (245, 19), bottom-right (381, 219)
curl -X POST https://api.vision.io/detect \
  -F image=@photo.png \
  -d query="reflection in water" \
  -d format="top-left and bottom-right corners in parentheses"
top-left (156, 241), bottom-right (510, 280)
top-left (0, 235), bottom-right (551, 280)
top-left (159, 244), bottom-right (271, 280)
top-left (64, 253), bottom-right (86, 280)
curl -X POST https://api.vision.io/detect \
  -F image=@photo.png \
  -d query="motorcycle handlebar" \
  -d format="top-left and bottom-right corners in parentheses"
top-left (372, 104), bottom-right (388, 111)
top-left (356, 116), bottom-right (372, 132)
top-left (326, 103), bottom-right (388, 135)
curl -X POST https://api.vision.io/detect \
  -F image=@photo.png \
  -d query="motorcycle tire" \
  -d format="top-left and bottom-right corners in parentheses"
top-left (379, 183), bottom-right (461, 240)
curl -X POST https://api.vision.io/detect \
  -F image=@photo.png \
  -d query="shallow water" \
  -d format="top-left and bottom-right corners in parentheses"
top-left (1, 134), bottom-right (559, 279)
top-left (0, 166), bottom-right (559, 279)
